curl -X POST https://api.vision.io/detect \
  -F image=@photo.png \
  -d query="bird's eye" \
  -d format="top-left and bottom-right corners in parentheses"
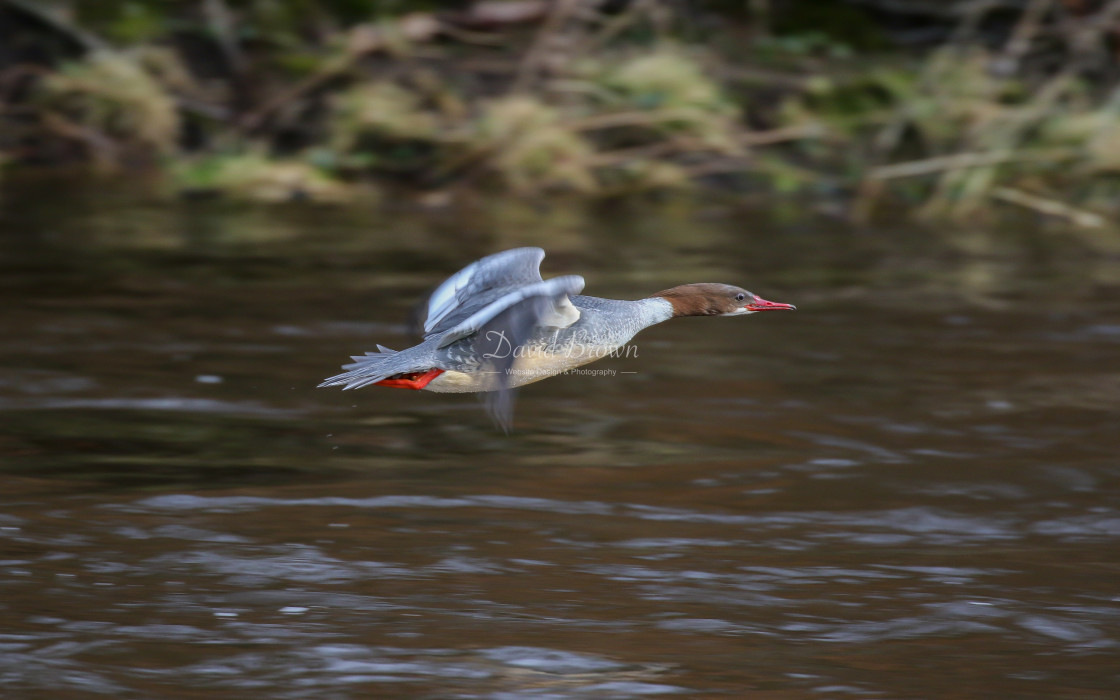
top-left (736, 293), bottom-right (746, 302)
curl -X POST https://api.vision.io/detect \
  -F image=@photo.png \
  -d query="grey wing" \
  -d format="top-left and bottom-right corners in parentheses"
top-left (441, 275), bottom-right (585, 432)
top-left (419, 247), bottom-right (547, 338)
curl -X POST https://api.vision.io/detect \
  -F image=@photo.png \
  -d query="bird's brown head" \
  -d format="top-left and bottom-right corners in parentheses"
top-left (651, 283), bottom-right (796, 318)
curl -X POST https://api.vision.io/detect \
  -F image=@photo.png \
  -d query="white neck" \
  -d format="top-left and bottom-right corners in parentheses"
top-left (637, 297), bottom-right (675, 327)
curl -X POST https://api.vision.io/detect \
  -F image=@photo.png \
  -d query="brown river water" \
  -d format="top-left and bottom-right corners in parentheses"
top-left (1, 181), bottom-right (1119, 699)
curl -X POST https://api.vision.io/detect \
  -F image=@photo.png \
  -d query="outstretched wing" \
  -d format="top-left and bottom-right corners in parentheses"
top-left (450, 275), bottom-right (585, 432)
top-left (419, 247), bottom-right (548, 338)
top-left (417, 247), bottom-right (585, 431)
top-left (436, 276), bottom-right (584, 348)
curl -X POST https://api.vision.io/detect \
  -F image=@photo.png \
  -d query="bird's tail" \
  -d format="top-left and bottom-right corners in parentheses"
top-left (318, 344), bottom-right (417, 390)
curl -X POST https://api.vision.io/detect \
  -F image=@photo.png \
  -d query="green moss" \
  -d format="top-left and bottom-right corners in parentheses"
top-left (474, 97), bottom-right (597, 194)
top-left (330, 81), bottom-right (442, 151)
top-left (106, 1), bottom-right (166, 44)
top-left (572, 46), bottom-right (744, 161)
top-left (173, 152), bottom-right (356, 203)
top-left (38, 51), bottom-right (180, 158)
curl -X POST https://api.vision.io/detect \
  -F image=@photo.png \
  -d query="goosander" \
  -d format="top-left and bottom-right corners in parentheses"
top-left (320, 247), bottom-right (794, 429)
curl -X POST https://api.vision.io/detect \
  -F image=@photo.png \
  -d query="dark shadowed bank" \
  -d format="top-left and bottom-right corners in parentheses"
top-left (3, 0), bottom-right (1120, 230)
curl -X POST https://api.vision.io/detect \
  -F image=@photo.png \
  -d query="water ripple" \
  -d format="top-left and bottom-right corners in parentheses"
top-left (147, 546), bottom-right (414, 584)
top-left (123, 495), bottom-right (1029, 546)
top-left (0, 396), bottom-right (300, 417)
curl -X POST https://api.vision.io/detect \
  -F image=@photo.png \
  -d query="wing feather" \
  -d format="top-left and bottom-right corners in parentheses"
top-left (436, 275), bottom-right (584, 348)
top-left (421, 247), bottom-right (546, 337)
top-left (456, 275), bottom-right (585, 432)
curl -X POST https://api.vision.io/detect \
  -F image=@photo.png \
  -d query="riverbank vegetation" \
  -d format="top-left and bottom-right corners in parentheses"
top-left (3, 0), bottom-right (1120, 227)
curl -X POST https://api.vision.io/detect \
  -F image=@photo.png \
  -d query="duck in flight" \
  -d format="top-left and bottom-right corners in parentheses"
top-left (320, 247), bottom-right (794, 430)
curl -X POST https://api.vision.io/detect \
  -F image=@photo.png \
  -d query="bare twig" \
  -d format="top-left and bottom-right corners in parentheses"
top-left (239, 14), bottom-right (442, 133)
top-left (448, 1), bottom-right (549, 28)
top-left (719, 66), bottom-right (813, 90)
top-left (1, 0), bottom-right (107, 52)
top-left (868, 148), bottom-right (1078, 179)
top-left (1089, 82), bottom-right (1120, 149)
top-left (203, 0), bottom-right (245, 76)
top-left (570, 113), bottom-right (824, 142)
top-left (681, 157), bottom-right (758, 178)
top-left (0, 64), bottom-right (50, 103)
top-left (585, 124), bottom-right (824, 169)
top-left (40, 111), bottom-right (119, 168)
top-left (992, 0), bottom-right (1053, 76)
top-left (511, 0), bottom-right (582, 93)
top-left (239, 3), bottom-right (559, 133)
top-left (991, 186), bottom-right (1106, 227)
top-left (1067, 0), bottom-right (1120, 57)
top-left (238, 56), bottom-right (350, 133)
top-left (577, 0), bottom-right (652, 53)
top-left (174, 97), bottom-right (231, 121)
top-left (436, 24), bottom-right (506, 46)
top-left (850, 0), bottom-right (1003, 223)
top-left (740, 124), bottom-right (826, 146)
top-left (567, 108), bottom-right (707, 131)
top-left (924, 66), bottom-right (1078, 218)
top-left (585, 138), bottom-right (706, 167)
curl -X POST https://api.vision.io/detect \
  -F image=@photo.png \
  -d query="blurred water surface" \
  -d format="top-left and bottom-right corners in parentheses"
top-left (2, 180), bottom-right (1119, 699)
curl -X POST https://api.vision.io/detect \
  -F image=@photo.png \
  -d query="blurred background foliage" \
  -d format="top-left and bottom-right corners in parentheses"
top-left (3, 0), bottom-right (1120, 227)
